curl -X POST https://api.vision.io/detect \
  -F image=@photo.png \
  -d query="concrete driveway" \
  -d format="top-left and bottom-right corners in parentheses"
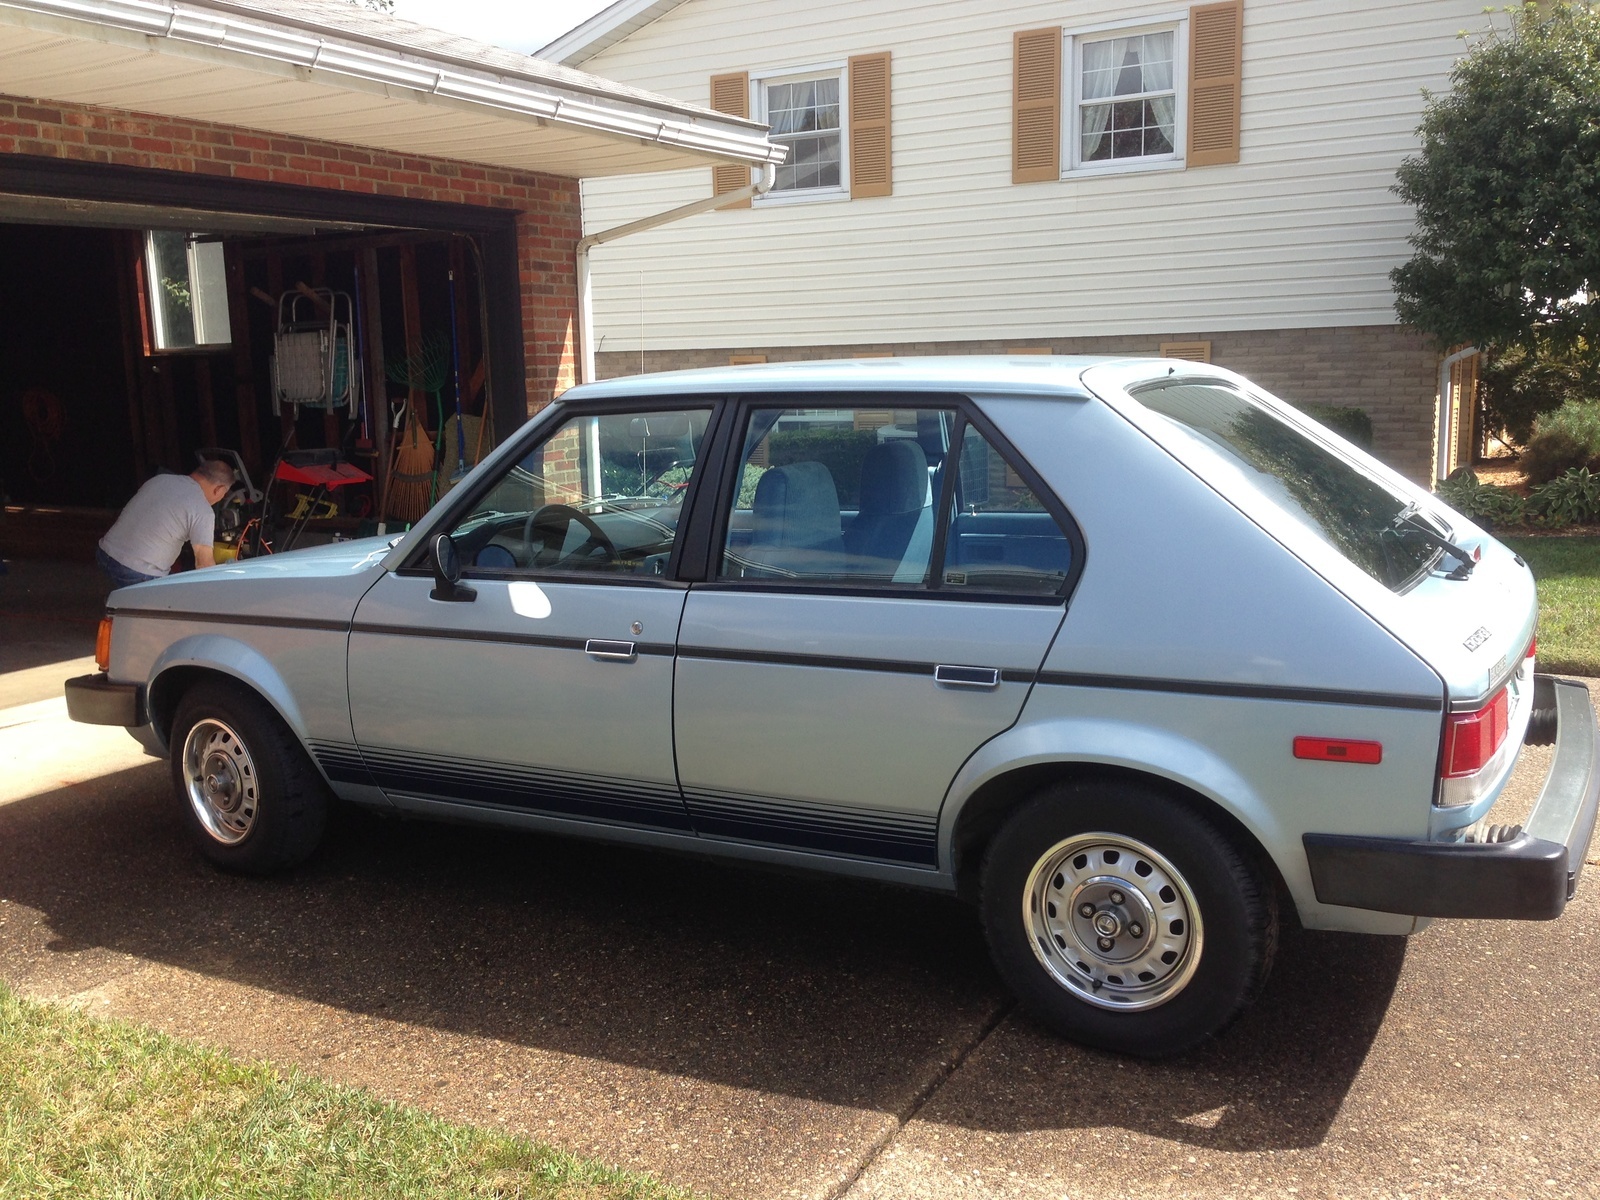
top-left (1, 642), bottom-right (1596, 1196)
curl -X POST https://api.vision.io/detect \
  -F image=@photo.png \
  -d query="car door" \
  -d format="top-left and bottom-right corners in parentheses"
top-left (672, 399), bottom-right (1079, 868)
top-left (347, 403), bottom-right (717, 832)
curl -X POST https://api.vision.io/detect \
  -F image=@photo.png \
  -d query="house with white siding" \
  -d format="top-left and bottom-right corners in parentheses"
top-left (542, 0), bottom-right (1491, 482)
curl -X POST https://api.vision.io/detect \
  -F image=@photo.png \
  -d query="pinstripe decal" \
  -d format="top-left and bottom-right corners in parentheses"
top-left (309, 741), bottom-right (938, 863)
top-left (1034, 671), bottom-right (1443, 712)
top-left (684, 788), bottom-right (939, 866)
top-left (317, 743), bottom-right (693, 831)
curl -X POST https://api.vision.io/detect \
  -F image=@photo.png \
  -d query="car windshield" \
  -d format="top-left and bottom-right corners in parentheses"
top-left (1130, 379), bottom-right (1442, 591)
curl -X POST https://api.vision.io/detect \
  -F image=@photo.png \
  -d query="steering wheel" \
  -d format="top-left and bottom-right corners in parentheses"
top-left (520, 503), bottom-right (617, 568)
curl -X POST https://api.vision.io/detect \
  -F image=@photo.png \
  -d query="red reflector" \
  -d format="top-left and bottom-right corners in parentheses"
top-left (1527, 636), bottom-right (1537, 659)
top-left (1294, 736), bottom-right (1383, 765)
top-left (1443, 688), bottom-right (1509, 778)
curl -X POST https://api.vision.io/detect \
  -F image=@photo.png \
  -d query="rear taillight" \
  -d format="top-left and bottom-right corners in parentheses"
top-left (1442, 687), bottom-right (1508, 778)
top-left (95, 617), bottom-right (113, 673)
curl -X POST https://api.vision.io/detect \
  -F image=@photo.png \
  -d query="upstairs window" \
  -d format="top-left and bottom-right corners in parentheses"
top-left (765, 74), bottom-right (843, 193)
top-left (1077, 30), bottom-right (1177, 165)
top-left (1012, 3), bottom-right (1242, 183)
top-left (710, 54), bottom-right (891, 204)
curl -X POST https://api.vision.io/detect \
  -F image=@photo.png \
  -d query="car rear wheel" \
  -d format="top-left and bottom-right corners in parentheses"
top-left (980, 780), bottom-right (1277, 1057)
top-left (170, 680), bottom-right (328, 873)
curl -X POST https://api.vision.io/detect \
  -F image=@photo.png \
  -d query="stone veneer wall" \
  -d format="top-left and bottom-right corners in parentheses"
top-left (597, 324), bottom-right (1441, 483)
top-left (0, 92), bottom-right (582, 410)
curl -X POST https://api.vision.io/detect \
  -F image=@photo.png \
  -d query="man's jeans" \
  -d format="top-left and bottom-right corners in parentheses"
top-left (96, 547), bottom-right (157, 589)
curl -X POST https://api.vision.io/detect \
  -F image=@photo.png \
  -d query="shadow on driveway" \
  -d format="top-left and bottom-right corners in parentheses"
top-left (0, 767), bottom-right (1401, 1150)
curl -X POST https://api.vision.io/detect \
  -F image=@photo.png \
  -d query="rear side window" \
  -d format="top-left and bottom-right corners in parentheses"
top-left (717, 404), bottom-right (1071, 596)
top-left (1131, 380), bottom-right (1440, 590)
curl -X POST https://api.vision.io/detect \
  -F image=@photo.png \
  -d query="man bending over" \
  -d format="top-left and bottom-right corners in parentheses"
top-left (97, 459), bottom-right (235, 588)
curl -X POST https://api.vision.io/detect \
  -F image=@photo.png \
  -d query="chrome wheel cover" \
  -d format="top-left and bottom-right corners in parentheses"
top-left (1023, 832), bottom-right (1202, 1011)
top-left (181, 718), bottom-right (259, 845)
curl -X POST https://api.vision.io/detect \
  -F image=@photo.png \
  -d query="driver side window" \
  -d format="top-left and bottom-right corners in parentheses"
top-left (447, 408), bottom-right (710, 577)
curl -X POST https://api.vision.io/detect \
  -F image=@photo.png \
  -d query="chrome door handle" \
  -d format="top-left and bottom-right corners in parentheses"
top-left (585, 639), bottom-right (637, 661)
top-left (935, 664), bottom-right (1001, 689)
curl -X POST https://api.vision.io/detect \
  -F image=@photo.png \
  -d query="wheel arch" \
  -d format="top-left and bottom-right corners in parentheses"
top-left (145, 635), bottom-right (308, 752)
top-left (943, 730), bottom-right (1294, 911)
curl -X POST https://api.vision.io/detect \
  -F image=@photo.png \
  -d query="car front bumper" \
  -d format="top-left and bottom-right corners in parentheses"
top-left (64, 673), bottom-right (147, 728)
top-left (1304, 675), bottom-right (1599, 921)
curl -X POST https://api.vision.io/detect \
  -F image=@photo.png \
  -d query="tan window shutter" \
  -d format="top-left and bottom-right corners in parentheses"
top-left (1188, 2), bottom-right (1242, 167)
top-left (1013, 28), bottom-right (1061, 184)
top-left (710, 72), bottom-right (752, 206)
top-left (849, 52), bottom-right (892, 199)
top-left (1160, 340), bottom-right (1213, 362)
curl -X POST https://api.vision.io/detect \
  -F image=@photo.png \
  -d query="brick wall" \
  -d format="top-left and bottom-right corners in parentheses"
top-left (598, 324), bottom-right (1442, 482)
top-left (0, 92), bottom-right (582, 411)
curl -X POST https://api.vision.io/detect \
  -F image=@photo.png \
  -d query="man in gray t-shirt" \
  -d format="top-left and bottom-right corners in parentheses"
top-left (97, 460), bottom-right (235, 588)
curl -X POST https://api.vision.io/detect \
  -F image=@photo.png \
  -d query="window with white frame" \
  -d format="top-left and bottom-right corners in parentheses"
top-left (1072, 25), bottom-right (1181, 170)
top-left (144, 230), bottom-right (232, 350)
top-left (759, 71), bottom-right (845, 195)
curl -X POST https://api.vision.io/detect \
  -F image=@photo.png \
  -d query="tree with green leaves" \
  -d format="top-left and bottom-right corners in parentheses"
top-left (1392, 3), bottom-right (1600, 361)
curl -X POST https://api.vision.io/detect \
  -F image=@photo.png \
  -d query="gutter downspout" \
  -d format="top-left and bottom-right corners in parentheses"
top-left (1435, 345), bottom-right (1479, 483)
top-left (576, 163), bottom-right (776, 385)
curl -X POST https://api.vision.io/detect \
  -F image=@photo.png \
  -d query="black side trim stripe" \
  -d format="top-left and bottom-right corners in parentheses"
top-left (351, 622), bottom-right (674, 656)
top-left (684, 788), bottom-right (938, 866)
top-left (307, 740), bottom-right (373, 787)
top-left (354, 744), bottom-right (692, 830)
top-left (1035, 671), bottom-right (1443, 712)
top-left (679, 644), bottom-right (1031, 681)
top-left (110, 609), bottom-right (349, 633)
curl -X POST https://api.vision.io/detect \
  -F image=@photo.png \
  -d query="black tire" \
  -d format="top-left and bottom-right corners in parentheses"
top-left (979, 779), bottom-right (1277, 1058)
top-left (168, 679), bottom-right (329, 873)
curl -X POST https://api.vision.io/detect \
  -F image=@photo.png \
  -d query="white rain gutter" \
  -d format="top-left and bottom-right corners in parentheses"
top-left (576, 163), bottom-right (777, 385)
top-left (1435, 345), bottom-right (1479, 482)
top-left (0, 0), bottom-right (786, 167)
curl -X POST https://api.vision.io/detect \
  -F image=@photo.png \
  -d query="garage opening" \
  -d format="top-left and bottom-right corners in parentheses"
top-left (0, 160), bottom-right (527, 568)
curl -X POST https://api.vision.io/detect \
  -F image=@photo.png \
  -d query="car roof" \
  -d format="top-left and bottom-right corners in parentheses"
top-left (562, 355), bottom-right (1223, 402)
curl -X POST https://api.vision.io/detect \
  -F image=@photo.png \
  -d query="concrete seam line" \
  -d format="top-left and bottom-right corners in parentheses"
top-left (826, 998), bottom-right (1016, 1200)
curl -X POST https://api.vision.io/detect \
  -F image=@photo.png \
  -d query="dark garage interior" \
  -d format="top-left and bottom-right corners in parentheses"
top-left (0, 162), bottom-right (527, 567)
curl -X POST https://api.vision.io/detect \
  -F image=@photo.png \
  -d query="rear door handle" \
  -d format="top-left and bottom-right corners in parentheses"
top-left (935, 664), bottom-right (1001, 690)
top-left (585, 639), bottom-right (637, 662)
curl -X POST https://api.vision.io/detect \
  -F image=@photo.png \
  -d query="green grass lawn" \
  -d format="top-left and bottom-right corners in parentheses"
top-left (1500, 536), bottom-right (1600, 676)
top-left (0, 982), bottom-right (694, 1200)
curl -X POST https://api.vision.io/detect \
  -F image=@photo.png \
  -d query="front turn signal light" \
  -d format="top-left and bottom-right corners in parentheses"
top-left (95, 616), bottom-right (113, 673)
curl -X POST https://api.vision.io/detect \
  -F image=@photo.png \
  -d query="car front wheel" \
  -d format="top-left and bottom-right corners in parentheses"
top-left (169, 680), bottom-right (328, 873)
top-left (980, 780), bottom-right (1277, 1057)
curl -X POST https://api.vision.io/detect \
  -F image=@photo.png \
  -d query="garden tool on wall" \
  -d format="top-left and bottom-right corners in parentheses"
top-left (269, 287), bottom-right (360, 419)
top-left (351, 276), bottom-right (374, 454)
top-left (384, 331), bottom-right (450, 521)
top-left (447, 269), bottom-right (469, 486)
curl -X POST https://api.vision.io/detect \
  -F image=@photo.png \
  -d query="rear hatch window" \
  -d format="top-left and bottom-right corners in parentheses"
top-left (1130, 379), bottom-right (1444, 591)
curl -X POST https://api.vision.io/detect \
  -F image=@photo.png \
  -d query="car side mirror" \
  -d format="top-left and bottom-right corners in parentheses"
top-left (430, 533), bottom-right (477, 602)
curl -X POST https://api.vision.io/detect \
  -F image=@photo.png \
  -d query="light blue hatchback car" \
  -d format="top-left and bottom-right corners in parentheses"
top-left (67, 358), bottom-right (1599, 1056)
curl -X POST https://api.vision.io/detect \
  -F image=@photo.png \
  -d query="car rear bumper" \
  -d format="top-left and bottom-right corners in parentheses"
top-left (64, 673), bottom-right (147, 728)
top-left (1304, 675), bottom-right (1599, 921)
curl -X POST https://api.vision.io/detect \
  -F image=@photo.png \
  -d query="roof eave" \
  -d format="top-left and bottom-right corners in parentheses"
top-left (537, 0), bottom-right (691, 67)
top-left (0, 0), bottom-right (780, 170)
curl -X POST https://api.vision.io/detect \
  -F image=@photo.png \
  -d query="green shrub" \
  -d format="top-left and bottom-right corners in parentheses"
top-left (1436, 468), bottom-right (1527, 527)
top-left (767, 426), bottom-right (877, 505)
top-left (1527, 466), bottom-right (1600, 528)
top-left (1296, 404), bottom-right (1374, 449)
top-left (1521, 401), bottom-right (1600, 484)
top-left (1478, 341), bottom-right (1599, 444)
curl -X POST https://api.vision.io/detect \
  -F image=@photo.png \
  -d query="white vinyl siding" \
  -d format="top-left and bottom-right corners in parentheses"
top-left (577, 0), bottom-right (1489, 352)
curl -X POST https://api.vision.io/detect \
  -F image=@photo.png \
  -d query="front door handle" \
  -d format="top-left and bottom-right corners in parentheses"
top-left (935, 664), bottom-right (1001, 690)
top-left (585, 639), bottom-right (637, 662)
